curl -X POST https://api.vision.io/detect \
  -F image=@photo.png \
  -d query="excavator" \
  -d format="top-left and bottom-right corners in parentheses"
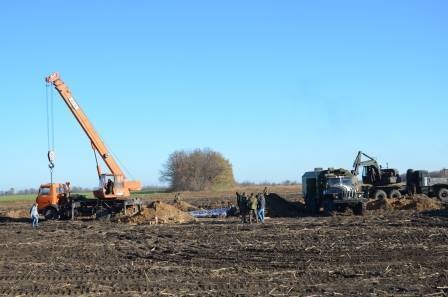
top-left (36, 72), bottom-right (142, 220)
top-left (351, 151), bottom-right (405, 200)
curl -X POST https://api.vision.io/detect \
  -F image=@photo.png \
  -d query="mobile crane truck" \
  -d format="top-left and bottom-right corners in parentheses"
top-left (36, 72), bottom-right (142, 220)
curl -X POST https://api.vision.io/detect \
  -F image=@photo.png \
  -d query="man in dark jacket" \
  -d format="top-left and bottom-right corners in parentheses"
top-left (105, 179), bottom-right (114, 195)
top-left (240, 192), bottom-right (248, 223)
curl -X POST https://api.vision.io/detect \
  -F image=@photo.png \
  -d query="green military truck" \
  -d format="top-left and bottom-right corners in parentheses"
top-left (406, 169), bottom-right (448, 202)
top-left (302, 168), bottom-right (367, 215)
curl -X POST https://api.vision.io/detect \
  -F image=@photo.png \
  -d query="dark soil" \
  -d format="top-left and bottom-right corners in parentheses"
top-left (265, 193), bottom-right (305, 217)
top-left (0, 212), bottom-right (448, 296)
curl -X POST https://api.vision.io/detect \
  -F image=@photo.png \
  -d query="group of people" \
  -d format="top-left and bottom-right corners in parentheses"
top-left (236, 188), bottom-right (268, 224)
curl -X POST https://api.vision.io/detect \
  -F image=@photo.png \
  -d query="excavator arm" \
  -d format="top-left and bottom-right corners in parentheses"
top-left (351, 151), bottom-right (380, 176)
top-left (351, 151), bottom-right (383, 185)
top-left (45, 72), bottom-right (141, 199)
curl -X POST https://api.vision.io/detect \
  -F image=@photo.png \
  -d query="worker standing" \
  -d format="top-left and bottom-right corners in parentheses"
top-left (263, 187), bottom-right (269, 197)
top-left (257, 193), bottom-right (266, 224)
top-left (29, 203), bottom-right (39, 228)
top-left (240, 192), bottom-right (248, 223)
top-left (248, 193), bottom-right (259, 224)
top-left (174, 192), bottom-right (183, 203)
top-left (236, 192), bottom-right (241, 212)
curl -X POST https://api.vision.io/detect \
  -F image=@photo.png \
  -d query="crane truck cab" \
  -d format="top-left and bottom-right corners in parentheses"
top-left (36, 183), bottom-right (70, 219)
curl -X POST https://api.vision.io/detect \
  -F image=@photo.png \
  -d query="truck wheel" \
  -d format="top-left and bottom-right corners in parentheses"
top-left (389, 189), bottom-right (402, 199)
top-left (352, 202), bottom-right (365, 215)
top-left (373, 190), bottom-right (387, 200)
top-left (323, 199), bottom-right (334, 216)
top-left (437, 188), bottom-right (448, 203)
top-left (44, 207), bottom-right (58, 220)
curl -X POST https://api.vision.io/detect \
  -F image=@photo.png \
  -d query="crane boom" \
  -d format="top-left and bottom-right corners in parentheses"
top-left (45, 72), bottom-right (141, 199)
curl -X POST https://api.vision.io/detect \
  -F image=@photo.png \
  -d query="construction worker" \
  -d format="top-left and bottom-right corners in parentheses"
top-left (105, 179), bottom-right (114, 195)
top-left (248, 193), bottom-right (259, 224)
top-left (29, 203), bottom-right (39, 228)
top-left (236, 192), bottom-right (241, 211)
top-left (240, 192), bottom-right (248, 223)
top-left (174, 192), bottom-right (183, 203)
top-left (263, 187), bottom-right (269, 197)
top-left (257, 193), bottom-right (266, 224)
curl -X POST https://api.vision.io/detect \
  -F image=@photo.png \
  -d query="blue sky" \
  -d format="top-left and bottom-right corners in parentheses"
top-left (1, 0), bottom-right (447, 190)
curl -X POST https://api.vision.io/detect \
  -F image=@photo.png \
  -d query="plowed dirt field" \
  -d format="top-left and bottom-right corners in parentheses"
top-left (0, 193), bottom-right (448, 296)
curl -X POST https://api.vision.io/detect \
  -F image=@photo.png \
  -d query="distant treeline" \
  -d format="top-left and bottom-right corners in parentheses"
top-left (399, 169), bottom-right (448, 180)
top-left (428, 169), bottom-right (448, 177)
top-left (0, 185), bottom-right (168, 196)
top-left (0, 186), bottom-right (95, 196)
top-left (237, 180), bottom-right (298, 186)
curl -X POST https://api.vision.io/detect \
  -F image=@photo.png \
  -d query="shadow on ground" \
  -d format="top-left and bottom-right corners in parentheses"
top-left (419, 209), bottom-right (448, 218)
top-left (0, 216), bottom-right (30, 223)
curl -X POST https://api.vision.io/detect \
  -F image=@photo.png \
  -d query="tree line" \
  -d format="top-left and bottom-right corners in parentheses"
top-left (3, 147), bottom-right (306, 194)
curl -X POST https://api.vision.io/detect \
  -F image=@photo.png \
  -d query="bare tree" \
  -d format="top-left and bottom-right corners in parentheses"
top-left (160, 148), bottom-right (235, 191)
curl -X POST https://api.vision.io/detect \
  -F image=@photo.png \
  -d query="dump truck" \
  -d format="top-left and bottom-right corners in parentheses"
top-left (351, 151), bottom-right (406, 200)
top-left (302, 168), bottom-right (367, 215)
top-left (36, 72), bottom-right (142, 220)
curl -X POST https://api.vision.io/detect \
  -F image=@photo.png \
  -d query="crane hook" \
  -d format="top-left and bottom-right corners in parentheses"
top-left (48, 150), bottom-right (55, 169)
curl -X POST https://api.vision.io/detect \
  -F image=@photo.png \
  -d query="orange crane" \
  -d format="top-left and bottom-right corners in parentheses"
top-left (36, 72), bottom-right (142, 219)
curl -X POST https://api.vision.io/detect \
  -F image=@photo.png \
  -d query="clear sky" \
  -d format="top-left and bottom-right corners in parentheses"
top-left (1, 0), bottom-right (447, 190)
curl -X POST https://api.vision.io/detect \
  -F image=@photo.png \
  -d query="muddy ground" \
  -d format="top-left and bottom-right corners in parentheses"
top-left (1, 193), bottom-right (448, 296)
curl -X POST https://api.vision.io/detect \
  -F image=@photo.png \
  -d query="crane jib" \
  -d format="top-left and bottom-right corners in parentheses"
top-left (68, 97), bottom-right (80, 110)
top-left (45, 72), bottom-right (142, 199)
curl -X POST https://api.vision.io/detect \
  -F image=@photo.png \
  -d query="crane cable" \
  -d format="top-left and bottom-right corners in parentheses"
top-left (46, 83), bottom-right (56, 183)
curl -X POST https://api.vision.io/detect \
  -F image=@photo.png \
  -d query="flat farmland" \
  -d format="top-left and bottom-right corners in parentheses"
top-left (0, 187), bottom-right (447, 296)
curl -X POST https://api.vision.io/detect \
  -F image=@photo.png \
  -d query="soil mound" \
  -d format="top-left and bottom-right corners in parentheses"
top-left (266, 194), bottom-right (305, 217)
top-left (366, 198), bottom-right (394, 211)
top-left (4, 209), bottom-right (29, 219)
top-left (393, 195), bottom-right (442, 211)
top-left (117, 201), bottom-right (195, 224)
top-left (173, 200), bottom-right (200, 212)
top-left (367, 195), bottom-right (443, 212)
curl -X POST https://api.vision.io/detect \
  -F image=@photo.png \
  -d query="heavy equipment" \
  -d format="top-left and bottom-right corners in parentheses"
top-left (351, 151), bottom-right (406, 200)
top-left (406, 169), bottom-right (448, 202)
top-left (36, 72), bottom-right (142, 219)
top-left (302, 168), bottom-right (367, 215)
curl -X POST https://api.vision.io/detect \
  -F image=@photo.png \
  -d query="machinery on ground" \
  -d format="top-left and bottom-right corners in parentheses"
top-left (406, 169), bottom-right (448, 202)
top-left (36, 72), bottom-right (142, 220)
top-left (302, 168), bottom-right (367, 215)
top-left (351, 151), bottom-right (406, 200)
